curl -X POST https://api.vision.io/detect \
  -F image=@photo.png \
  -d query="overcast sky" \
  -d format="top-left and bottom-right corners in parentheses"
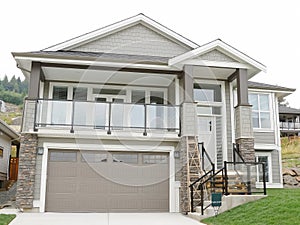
top-left (1, 0), bottom-right (299, 108)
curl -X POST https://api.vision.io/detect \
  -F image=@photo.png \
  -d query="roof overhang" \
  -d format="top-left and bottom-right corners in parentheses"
top-left (169, 39), bottom-right (267, 79)
top-left (0, 120), bottom-right (20, 141)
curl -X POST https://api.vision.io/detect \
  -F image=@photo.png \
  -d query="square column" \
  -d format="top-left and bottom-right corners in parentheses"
top-left (234, 69), bottom-right (255, 162)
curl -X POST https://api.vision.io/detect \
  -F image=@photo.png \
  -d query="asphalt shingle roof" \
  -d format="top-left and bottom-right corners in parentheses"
top-left (248, 81), bottom-right (296, 92)
top-left (279, 105), bottom-right (300, 115)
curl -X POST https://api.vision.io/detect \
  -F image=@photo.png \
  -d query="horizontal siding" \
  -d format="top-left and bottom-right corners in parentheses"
top-left (254, 132), bottom-right (275, 144)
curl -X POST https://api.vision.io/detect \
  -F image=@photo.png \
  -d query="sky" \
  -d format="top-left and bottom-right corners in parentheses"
top-left (0, 0), bottom-right (300, 108)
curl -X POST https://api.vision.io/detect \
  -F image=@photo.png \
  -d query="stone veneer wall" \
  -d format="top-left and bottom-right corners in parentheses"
top-left (236, 138), bottom-right (255, 162)
top-left (16, 133), bottom-right (38, 209)
top-left (179, 136), bottom-right (189, 213)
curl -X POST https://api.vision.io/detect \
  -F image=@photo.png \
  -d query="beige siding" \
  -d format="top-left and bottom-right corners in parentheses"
top-left (34, 154), bottom-right (42, 200)
top-left (196, 49), bottom-right (238, 63)
top-left (254, 132), bottom-right (275, 144)
top-left (71, 24), bottom-right (191, 57)
top-left (271, 150), bottom-right (281, 183)
top-left (225, 82), bottom-right (233, 161)
top-left (0, 134), bottom-right (11, 177)
top-left (22, 100), bottom-right (36, 132)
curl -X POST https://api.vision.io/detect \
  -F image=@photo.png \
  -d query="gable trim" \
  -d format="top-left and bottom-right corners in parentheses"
top-left (169, 39), bottom-right (266, 73)
top-left (43, 14), bottom-right (198, 51)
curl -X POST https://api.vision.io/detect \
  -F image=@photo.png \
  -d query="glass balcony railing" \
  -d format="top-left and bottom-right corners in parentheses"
top-left (34, 99), bottom-right (180, 135)
top-left (280, 121), bottom-right (300, 130)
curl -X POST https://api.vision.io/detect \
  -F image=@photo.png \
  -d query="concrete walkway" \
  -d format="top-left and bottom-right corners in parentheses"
top-left (3, 210), bottom-right (205, 225)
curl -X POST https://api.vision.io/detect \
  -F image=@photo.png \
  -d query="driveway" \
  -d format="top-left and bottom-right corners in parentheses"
top-left (8, 212), bottom-right (205, 225)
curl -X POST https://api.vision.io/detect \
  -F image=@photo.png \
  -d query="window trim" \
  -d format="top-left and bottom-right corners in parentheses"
top-left (255, 152), bottom-right (272, 184)
top-left (249, 92), bottom-right (273, 130)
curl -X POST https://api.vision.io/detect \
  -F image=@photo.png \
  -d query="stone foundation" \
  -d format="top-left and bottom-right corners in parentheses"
top-left (236, 138), bottom-right (255, 162)
top-left (16, 133), bottom-right (38, 209)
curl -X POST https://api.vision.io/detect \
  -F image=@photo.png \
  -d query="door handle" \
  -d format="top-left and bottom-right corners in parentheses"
top-left (209, 121), bottom-right (212, 131)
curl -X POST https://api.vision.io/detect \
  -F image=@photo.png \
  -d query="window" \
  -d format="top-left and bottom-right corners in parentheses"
top-left (255, 155), bottom-right (270, 182)
top-left (81, 152), bottom-right (107, 163)
top-left (53, 86), bottom-right (68, 100)
top-left (50, 151), bottom-right (77, 162)
top-left (194, 83), bottom-right (222, 102)
top-left (143, 154), bottom-right (168, 164)
top-left (112, 153), bottom-right (138, 164)
top-left (249, 94), bottom-right (271, 129)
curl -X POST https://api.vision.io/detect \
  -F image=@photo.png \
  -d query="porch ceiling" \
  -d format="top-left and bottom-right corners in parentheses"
top-left (191, 66), bottom-right (236, 80)
top-left (41, 66), bottom-right (175, 86)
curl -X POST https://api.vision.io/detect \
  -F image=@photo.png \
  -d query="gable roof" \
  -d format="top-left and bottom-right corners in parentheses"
top-left (0, 119), bottom-right (20, 140)
top-left (169, 39), bottom-right (266, 74)
top-left (43, 13), bottom-right (199, 52)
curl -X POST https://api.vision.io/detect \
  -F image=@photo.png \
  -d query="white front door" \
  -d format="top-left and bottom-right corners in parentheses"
top-left (198, 116), bottom-right (216, 170)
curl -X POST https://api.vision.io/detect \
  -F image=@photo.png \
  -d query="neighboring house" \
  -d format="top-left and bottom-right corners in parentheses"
top-left (0, 119), bottom-right (20, 187)
top-left (0, 100), bottom-right (6, 113)
top-left (12, 14), bottom-right (292, 213)
top-left (278, 105), bottom-right (300, 136)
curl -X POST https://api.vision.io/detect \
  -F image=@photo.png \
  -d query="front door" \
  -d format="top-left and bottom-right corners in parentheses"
top-left (198, 116), bottom-right (216, 170)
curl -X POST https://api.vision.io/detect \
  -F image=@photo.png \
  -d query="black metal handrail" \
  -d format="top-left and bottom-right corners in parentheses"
top-left (189, 160), bottom-right (267, 215)
top-left (32, 99), bottom-right (181, 135)
top-left (199, 142), bottom-right (215, 173)
top-left (233, 143), bottom-right (245, 163)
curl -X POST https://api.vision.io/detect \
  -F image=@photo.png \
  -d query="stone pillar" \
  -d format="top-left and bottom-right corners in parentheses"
top-left (234, 68), bottom-right (255, 162)
top-left (179, 136), bottom-right (189, 213)
top-left (16, 133), bottom-right (38, 209)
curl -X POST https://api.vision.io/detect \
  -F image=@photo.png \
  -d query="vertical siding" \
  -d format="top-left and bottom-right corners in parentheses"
top-left (216, 117), bottom-right (223, 169)
top-left (34, 154), bottom-right (42, 200)
top-left (225, 82), bottom-right (233, 161)
top-left (0, 135), bottom-right (11, 177)
top-left (271, 150), bottom-right (281, 183)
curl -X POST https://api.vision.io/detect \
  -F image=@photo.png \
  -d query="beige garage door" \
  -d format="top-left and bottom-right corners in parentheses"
top-left (46, 150), bottom-right (169, 212)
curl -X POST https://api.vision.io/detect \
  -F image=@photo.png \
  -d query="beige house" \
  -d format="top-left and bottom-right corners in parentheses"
top-left (13, 14), bottom-right (292, 214)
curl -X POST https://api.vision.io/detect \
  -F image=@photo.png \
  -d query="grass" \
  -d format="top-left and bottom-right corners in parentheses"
top-left (201, 189), bottom-right (300, 225)
top-left (281, 137), bottom-right (300, 168)
top-left (0, 214), bottom-right (16, 225)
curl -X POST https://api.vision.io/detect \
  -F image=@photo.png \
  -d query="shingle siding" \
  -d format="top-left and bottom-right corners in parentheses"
top-left (71, 24), bottom-right (191, 57)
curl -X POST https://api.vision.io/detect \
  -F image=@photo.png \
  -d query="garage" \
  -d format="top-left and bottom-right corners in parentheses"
top-left (46, 150), bottom-right (169, 212)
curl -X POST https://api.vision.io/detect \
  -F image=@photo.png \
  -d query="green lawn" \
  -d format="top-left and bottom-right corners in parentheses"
top-left (0, 214), bottom-right (16, 225)
top-left (202, 189), bottom-right (300, 225)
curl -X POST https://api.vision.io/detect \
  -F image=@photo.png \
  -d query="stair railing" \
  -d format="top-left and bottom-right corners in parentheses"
top-left (199, 142), bottom-right (215, 173)
top-left (232, 143), bottom-right (245, 163)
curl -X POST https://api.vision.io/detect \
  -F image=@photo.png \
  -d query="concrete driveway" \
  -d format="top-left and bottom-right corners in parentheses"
top-left (7, 211), bottom-right (205, 225)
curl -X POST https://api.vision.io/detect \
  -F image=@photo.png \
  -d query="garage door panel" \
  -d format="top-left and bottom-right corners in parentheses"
top-left (46, 150), bottom-right (169, 212)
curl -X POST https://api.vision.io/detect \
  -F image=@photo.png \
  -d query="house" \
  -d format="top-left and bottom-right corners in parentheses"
top-left (12, 14), bottom-right (292, 213)
top-left (0, 119), bottom-right (20, 188)
top-left (278, 105), bottom-right (300, 137)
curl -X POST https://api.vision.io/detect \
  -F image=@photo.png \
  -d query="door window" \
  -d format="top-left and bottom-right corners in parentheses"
top-left (52, 86), bottom-right (68, 125)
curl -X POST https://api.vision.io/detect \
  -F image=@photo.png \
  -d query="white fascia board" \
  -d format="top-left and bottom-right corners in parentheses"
top-left (249, 88), bottom-right (294, 97)
top-left (169, 39), bottom-right (267, 73)
top-left (178, 59), bottom-right (252, 69)
top-left (14, 56), bottom-right (179, 72)
top-left (44, 14), bottom-right (198, 51)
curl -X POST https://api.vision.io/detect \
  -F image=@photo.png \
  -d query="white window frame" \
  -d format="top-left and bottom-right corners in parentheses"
top-left (255, 152), bottom-right (272, 184)
top-left (249, 92), bottom-right (273, 131)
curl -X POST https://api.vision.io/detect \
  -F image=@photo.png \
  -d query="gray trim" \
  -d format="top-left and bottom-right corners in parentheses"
top-left (182, 66), bottom-right (194, 103)
top-left (236, 69), bottom-right (250, 106)
top-left (28, 62), bottom-right (41, 99)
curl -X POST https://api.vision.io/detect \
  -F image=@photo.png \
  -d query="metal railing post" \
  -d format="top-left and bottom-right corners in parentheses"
top-left (247, 164), bottom-right (251, 195)
top-left (33, 99), bottom-right (38, 132)
top-left (262, 163), bottom-right (267, 195)
top-left (200, 184), bottom-right (204, 215)
top-left (201, 143), bottom-right (205, 171)
top-left (178, 105), bottom-right (182, 137)
top-left (143, 104), bottom-right (147, 136)
top-left (224, 161), bottom-right (229, 195)
top-left (190, 185), bottom-right (194, 212)
top-left (107, 102), bottom-right (112, 134)
top-left (70, 100), bottom-right (75, 133)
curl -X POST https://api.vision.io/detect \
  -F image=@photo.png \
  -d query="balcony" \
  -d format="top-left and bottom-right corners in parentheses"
top-left (33, 99), bottom-right (180, 136)
top-left (280, 121), bottom-right (300, 131)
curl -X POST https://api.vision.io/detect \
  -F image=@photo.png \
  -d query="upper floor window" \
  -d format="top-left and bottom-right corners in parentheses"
top-left (249, 93), bottom-right (271, 129)
top-left (194, 83), bottom-right (222, 102)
